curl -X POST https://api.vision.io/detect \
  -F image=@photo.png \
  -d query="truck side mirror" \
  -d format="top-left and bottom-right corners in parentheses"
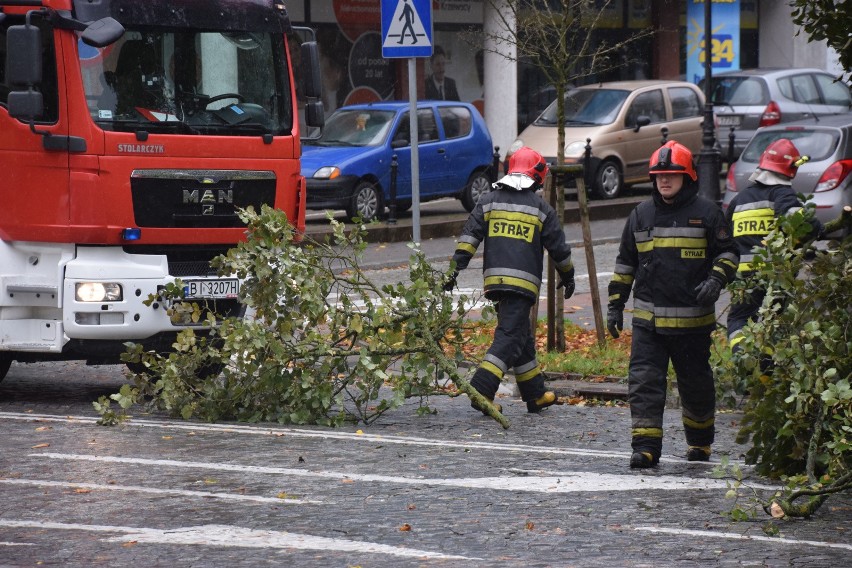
top-left (6, 24), bottom-right (44, 121)
top-left (6, 24), bottom-right (42, 87)
top-left (7, 90), bottom-right (44, 120)
top-left (81, 17), bottom-right (125, 48)
top-left (304, 100), bottom-right (325, 129)
top-left (300, 41), bottom-right (322, 100)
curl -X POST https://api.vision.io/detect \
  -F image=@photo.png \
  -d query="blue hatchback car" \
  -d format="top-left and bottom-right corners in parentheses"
top-left (302, 101), bottom-right (495, 222)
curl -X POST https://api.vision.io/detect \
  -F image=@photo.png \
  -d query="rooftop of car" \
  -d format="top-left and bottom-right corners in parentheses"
top-left (331, 101), bottom-right (477, 112)
top-left (710, 67), bottom-right (827, 77)
top-left (574, 79), bottom-right (697, 90)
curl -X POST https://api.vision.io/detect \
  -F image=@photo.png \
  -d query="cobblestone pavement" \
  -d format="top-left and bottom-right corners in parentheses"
top-left (1, 363), bottom-right (850, 567)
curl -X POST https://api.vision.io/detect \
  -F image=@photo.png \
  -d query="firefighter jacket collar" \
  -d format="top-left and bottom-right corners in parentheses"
top-left (748, 168), bottom-right (792, 186)
top-left (494, 173), bottom-right (537, 191)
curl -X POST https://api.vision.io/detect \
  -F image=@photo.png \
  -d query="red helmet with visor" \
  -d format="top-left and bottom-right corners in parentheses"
top-left (648, 140), bottom-right (697, 181)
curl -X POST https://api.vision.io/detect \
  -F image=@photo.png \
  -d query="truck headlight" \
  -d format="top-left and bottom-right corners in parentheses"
top-left (313, 166), bottom-right (341, 179)
top-left (75, 282), bottom-right (123, 302)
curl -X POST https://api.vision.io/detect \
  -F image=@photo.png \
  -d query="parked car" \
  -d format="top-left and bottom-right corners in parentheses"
top-left (509, 80), bottom-right (705, 199)
top-left (723, 114), bottom-right (852, 237)
top-left (302, 101), bottom-right (494, 222)
top-left (703, 68), bottom-right (852, 162)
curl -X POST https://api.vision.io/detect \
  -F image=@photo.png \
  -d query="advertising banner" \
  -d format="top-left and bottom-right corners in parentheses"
top-left (686, 0), bottom-right (741, 84)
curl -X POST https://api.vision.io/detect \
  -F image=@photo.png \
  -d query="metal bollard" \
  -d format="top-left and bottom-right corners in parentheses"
top-left (388, 153), bottom-right (398, 224)
top-left (728, 126), bottom-right (736, 165)
top-left (491, 146), bottom-right (501, 182)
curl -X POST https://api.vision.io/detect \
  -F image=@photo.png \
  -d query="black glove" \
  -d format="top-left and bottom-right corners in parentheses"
top-left (557, 270), bottom-right (575, 299)
top-left (607, 306), bottom-right (623, 339)
top-left (442, 271), bottom-right (458, 292)
top-left (694, 276), bottom-right (723, 305)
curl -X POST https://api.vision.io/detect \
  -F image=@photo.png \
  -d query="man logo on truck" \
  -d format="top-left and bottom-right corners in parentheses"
top-left (183, 189), bottom-right (234, 215)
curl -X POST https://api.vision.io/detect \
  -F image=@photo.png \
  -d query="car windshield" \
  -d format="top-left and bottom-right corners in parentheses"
top-left (310, 109), bottom-right (396, 146)
top-left (80, 29), bottom-right (292, 135)
top-left (535, 89), bottom-right (629, 126)
top-left (741, 129), bottom-right (840, 163)
top-left (709, 76), bottom-right (767, 106)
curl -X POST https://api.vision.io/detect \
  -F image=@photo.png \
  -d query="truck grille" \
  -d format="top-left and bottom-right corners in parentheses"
top-left (131, 169), bottom-right (276, 228)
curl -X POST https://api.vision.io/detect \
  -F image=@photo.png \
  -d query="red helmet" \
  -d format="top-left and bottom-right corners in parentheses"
top-left (648, 140), bottom-right (697, 181)
top-left (758, 138), bottom-right (803, 178)
top-left (504, 146), bottom-right (549, 188)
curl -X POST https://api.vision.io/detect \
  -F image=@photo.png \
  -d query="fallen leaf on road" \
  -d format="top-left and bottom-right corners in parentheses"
top-left (35, 426), bottom-right (52, 432)
top-left (525, 521), bottom-right (534, 530)
top-left (31, 443), bottom-right (50, 449)
top-left (399, 524), bottom-right (412, 531)
top-left (74, 488), bottom-right (91, 494)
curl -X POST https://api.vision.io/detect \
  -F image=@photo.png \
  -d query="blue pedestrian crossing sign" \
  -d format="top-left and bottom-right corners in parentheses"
top-left (381, 0), bottom-right (432, 58)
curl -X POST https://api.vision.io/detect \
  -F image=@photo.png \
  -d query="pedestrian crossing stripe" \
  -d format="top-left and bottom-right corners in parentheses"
top-left (382, 0), bottom-right (431, 50)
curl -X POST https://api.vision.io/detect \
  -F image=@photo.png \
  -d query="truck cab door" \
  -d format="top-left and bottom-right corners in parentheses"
top-left (0, 18), bottom-right (71, 240)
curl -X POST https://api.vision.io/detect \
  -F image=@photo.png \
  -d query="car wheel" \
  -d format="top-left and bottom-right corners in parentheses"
top-left (461, 170), bottom-right (492, 212)
top-left (0, 354), bottom-right (12, 383)
top-left (346, 181), bottom-right (383, 222)
top-left (592, 160), bottom-right (623, 199)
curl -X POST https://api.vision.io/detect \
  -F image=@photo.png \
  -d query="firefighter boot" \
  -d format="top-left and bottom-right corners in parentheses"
top-left (630, 451), bottom-right (659, 469)
top-left (526, 391), bottom-right (557, 413)
top-left (469, 370), bottom-right (502, 415)
top-left (686, 445), bottom-right (711, 462)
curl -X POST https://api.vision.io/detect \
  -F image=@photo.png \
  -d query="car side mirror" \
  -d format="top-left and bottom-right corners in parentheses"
top-left (633, 115), bottom-right (651, 132)
top-left (391, 139), bottom-right (409, 148)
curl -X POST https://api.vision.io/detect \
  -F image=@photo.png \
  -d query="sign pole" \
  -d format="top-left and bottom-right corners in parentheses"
top-left (408, 58), bottom-right (421, 243)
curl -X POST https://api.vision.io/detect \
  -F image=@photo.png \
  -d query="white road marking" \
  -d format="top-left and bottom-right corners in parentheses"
top-left (0, 520), bottom-right (477, 559)
top-left (635, 527), bottom-right (852, 552)
top-left (0, 411), bottom-right (741, 466)
top-left (32, 452), bottom-right (755, 494)
top-left (0, 478), bottom-right (321, 505)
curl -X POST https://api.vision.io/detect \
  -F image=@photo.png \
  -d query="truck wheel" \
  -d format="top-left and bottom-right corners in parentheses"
top-left (0, 354), bottom-right (12, 383)
top-left (346, 181), bottom-right (382, 222)
top-left (461, 170), bottom-right (491, 212)
top-left (592, 160), bottom-right (623, 199)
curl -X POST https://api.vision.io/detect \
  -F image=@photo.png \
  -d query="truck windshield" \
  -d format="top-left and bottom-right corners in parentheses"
top-left (80, 30), bottom-right (292, 136)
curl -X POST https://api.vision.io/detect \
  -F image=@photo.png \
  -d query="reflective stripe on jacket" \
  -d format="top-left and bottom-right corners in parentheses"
top-left (725, 182), bottom-right (822, 272)
top-left (608, 185), bottom-right (738, 334)
top-left (452, 185), bottom-right (573, 301)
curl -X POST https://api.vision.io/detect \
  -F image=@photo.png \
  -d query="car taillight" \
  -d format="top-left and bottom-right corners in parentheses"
top-left (725, 161), bottom-right (738, 194)
top-left (814, 159), bottom-right (852, 193)
top-left (758, 101), bottom-right (781, 127)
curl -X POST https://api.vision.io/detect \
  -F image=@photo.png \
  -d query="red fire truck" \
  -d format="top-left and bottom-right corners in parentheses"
top-left (0, 0), bottom-right (323, 381)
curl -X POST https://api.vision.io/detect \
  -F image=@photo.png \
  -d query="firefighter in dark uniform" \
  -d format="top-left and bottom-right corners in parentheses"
top-left (725, 138), bottom-right (822, 353)
top-left (606, 141), bottom-right (739, 468)
top-left (447, 147), bottom-right (575, 413)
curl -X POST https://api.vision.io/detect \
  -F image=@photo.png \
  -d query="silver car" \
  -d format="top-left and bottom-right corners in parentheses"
top-left (722, 114), bottom-right (852, 237)
top-left (706, 68), bottom-right (852, 161)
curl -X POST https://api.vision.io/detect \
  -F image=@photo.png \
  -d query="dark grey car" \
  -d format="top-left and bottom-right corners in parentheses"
top-left (703, 68), bottom-right (852, 161)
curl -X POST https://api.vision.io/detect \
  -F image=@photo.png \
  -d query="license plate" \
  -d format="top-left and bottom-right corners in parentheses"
top-left (183, 278), bottom-right (240, 300)
top-left (717, 115), bottom-right (741, 127)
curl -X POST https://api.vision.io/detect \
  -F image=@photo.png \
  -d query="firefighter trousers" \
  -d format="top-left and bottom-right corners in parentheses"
top-left (469, 293), bottom-right (547, 403)
top-left (628, 326), bottom-right (715, 458)
top-left (727, 286), bottom-right (766, 352)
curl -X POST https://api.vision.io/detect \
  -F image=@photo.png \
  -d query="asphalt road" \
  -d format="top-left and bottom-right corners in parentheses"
top-left (1, 189), bottom-right (848, 566)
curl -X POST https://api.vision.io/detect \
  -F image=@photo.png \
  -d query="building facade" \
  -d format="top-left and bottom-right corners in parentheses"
top-left (287, 1), bottom-right (842, 157)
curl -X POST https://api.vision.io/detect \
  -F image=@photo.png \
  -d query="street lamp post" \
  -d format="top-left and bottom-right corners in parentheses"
top-left (698, 0), bottom-right (721, 203)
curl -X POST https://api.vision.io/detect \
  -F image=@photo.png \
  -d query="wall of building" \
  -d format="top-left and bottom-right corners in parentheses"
top-left (758, 0), bottom-right (835, 71)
